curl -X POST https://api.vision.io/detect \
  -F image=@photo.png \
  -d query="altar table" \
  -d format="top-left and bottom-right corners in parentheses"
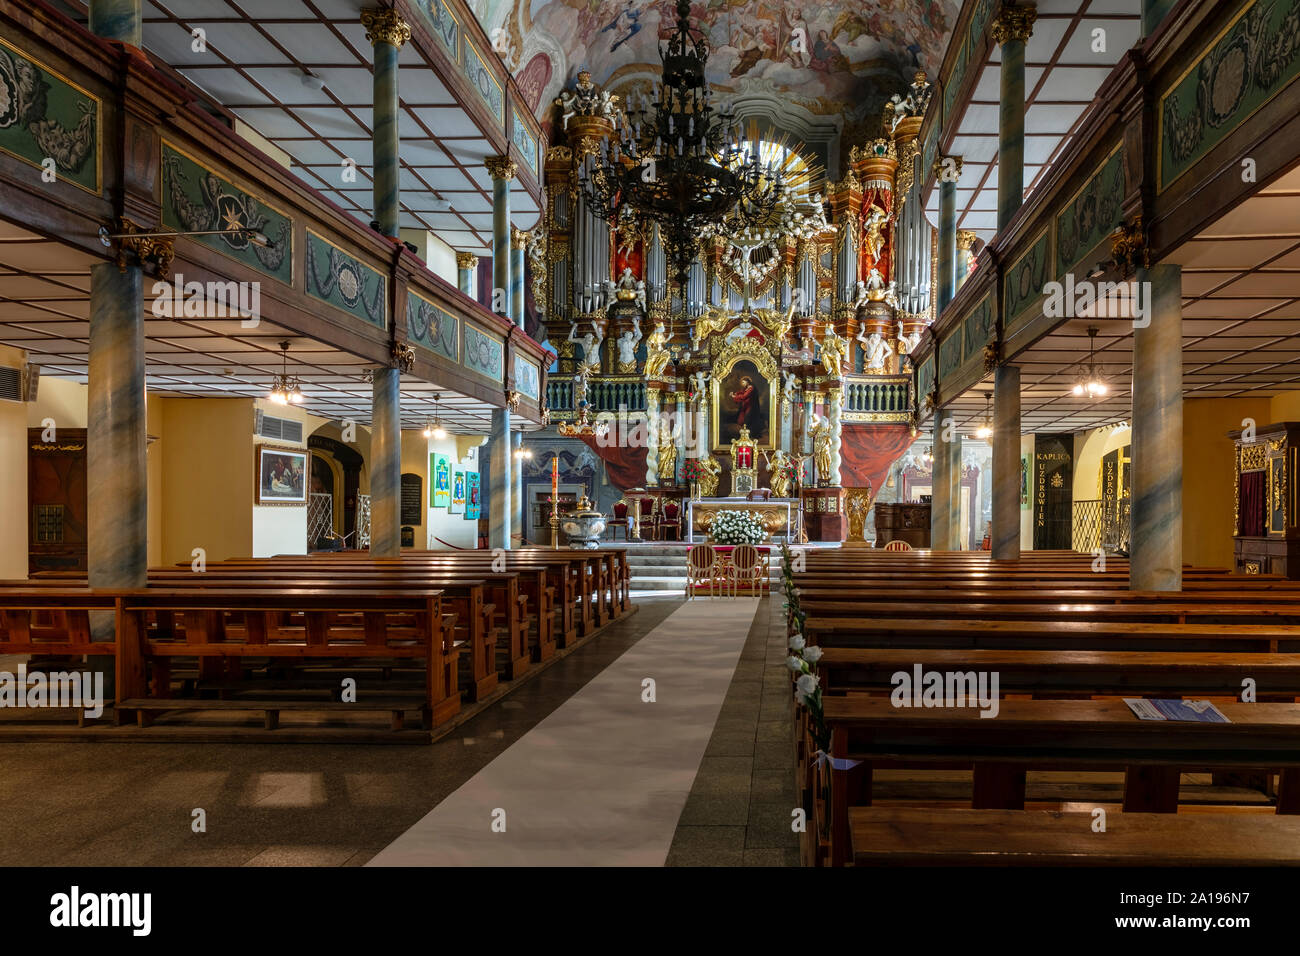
top-left (686, 498), bottom-right (794, 543)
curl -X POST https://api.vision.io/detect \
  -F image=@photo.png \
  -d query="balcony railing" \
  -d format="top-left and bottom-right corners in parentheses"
top-left (843, 374), bottom-right (913, 422)
top-left (547, 378), bottom-right (647, 414)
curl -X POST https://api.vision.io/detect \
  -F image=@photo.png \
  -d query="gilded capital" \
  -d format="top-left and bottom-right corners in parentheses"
top-left (456, 251), bottom-right (479, 270)
top-left (511, 226), bottom-right (530, 249)
top-left (991, 4), bottom-right (1037, 45)
top-left (484, 155), bottom-right (518, 181)
top-left (932, 154), bottom-right (964, 183)
top-left (361, 8), bottom-right (411, 49)
top-left (956, 229), bottom-right (978, 251)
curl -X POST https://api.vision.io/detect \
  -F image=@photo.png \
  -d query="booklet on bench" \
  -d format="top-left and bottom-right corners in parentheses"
top-left (1123, 698), bottom-right (1230, 723)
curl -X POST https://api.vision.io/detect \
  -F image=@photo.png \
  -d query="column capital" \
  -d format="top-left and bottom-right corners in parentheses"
top-left (510, 226), bottom-right (530, 250)
top-left (933, 154), bottom-right (963, 184)
top-left (956, 229), bottom-right (978, 251)
top-left (485, 155), bottom-right (519, 181)
top-left (991, 4), bottom-right (1037, 45)
top-left (456, 251), bottom-right (480, 270)
top-left (361, 8), bottom-right (411, 48)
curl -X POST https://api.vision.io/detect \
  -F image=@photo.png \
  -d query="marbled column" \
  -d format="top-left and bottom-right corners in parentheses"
top-left (489, 408), bottom-right (513, 549)
top-left (993, 4), bottom-right (1036, 233)
top-left (936, 157), bottom-right (960, 314)
top-left (87, 263), bottom-right (147, 631)
top-left (992, 365), bottom-right (1022, 559)
top-left (930, 408), bottom-right (963, 550)
top-left (511, 431), bottom-right (525, 544)
top-left (361, 9), bottom-right (410, 238)
top-left (510, 227), bottom-right (527, 329)
top-left (827, 388), bottom-right (844, 487)
top-left (956, 230), bottom-right (976, 288)
top-left (455, 252), bottom-right (477, 297)
top-left (89, 0), bottom-right (142, 45)
top-left (485, 156), bottom-right (517, 318)
top-left (370, 366), bottom-right (402, 557)
top-left (1130, 264), bottom-right (1183, 591)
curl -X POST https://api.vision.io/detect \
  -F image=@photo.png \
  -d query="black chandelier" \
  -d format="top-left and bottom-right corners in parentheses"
top-left (579, 0), bottom-right (785, 287)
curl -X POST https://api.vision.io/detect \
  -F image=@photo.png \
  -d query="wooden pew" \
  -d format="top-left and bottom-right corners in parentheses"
top-left (113, 587), bottom-right (456, 730)
top-left (821, 696), bottom-right (1300, 866)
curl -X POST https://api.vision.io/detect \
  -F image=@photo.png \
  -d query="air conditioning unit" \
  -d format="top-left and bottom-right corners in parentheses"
top-left (0, 362), bottom-right (36, 403)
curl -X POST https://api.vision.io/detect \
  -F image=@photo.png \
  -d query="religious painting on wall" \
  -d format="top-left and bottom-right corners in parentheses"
top-left (256, 445), bottom-right (307, 505)
top-left (430, 453), bottom-right (451, 508)
top-left (465, 472), bottom-right (482, 520)
top-left (450, 468), bottom-right (467, 515)
top-left (712, 349), bottom-right (778, 452)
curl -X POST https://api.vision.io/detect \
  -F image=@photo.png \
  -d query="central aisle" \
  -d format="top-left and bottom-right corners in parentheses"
top-left (368, 598), bottom-right (761, 866)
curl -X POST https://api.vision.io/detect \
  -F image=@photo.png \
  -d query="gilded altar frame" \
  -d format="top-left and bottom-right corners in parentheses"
top-left (710, 337), bottom-right (779, 453)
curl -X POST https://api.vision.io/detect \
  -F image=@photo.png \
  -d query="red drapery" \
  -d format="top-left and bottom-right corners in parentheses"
top-left (838, 423), bottom-right (916, 493)
top-left (1240, 470), bottom-right (1265, 536)
top-left (578, 435), bottom-right (648, 493)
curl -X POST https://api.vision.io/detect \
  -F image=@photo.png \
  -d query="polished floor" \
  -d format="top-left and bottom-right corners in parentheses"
top-left (0, 594), bottom-right (794, 866)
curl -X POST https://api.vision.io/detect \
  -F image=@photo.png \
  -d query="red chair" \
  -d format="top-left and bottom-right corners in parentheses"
top-left (636, 497), bottom-right (658, 540)
top-left (658, 500), bottom-right (682, 541)
top-left (609, 499), bottom-right (630, 540)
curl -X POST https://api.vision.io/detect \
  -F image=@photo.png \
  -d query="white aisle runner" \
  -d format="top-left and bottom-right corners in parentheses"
top-left (368, 598), bottom-right (760, 866)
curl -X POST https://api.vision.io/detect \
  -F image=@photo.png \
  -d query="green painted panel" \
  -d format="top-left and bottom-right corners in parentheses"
top-left (463, 322), bottom-right (504, 381)
top-left (161, 143), bottom-right (292, 282)
top-left (1055, 146), bottom-right (1124, 276)
top-left (0, 39), bottom-right (99, 192)
top-left (1004, 229), bottom-right (1050, 331)
top-left (512, 112), bottom-right (539, 180)
top-left (416, 0), bottom-right (460, 61)
top-left (464, 38), bottom-right (504, 124)
top-left (1160, 0), bottom-right (1300, 190)
top-left (407, 291), bottom-right (458, 360)
top-left (939, 326), bottom-right (963, 380)
top-left (917, 354), bottom-right (935, 403)
top-left (515, 353), bottom-right (540, 401)
top-left (969, 0), bottom-right (995, 52)
top-left (943, 38), bottom-right (969, 127)
top-left (962, 294), bottom-right (994, 363)
top-left (304, 231), bottom-right (387, 329)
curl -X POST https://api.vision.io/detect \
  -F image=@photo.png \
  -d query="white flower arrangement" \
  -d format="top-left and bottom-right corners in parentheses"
top-left (710, 509), bottom-right (768, 545)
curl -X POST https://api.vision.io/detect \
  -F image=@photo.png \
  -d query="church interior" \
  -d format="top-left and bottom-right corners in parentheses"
top-left (1, 0), bottom-right (1300, 905)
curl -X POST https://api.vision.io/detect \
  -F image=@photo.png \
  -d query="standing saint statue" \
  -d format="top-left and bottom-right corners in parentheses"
top-left (643, 321), bottom-right (671, 378)
top-left (810, 414), bottom-right (835, 486)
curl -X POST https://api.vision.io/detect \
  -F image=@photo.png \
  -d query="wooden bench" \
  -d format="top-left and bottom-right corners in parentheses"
top-left (848, 807), bottom-right (1300, 866)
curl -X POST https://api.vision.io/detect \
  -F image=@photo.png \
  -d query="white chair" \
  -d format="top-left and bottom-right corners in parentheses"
top-left (883, 539), bottom-right (913, 551)
top-left (686, 544), bottom-right (720, 599)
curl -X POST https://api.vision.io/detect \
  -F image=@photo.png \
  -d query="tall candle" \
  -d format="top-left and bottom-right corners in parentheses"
top-left (552, 455), bottom-right (558, 500)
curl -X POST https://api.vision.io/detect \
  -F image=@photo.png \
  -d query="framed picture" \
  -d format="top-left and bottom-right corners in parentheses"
top-left (465, 471), bottom-right (481, 520)
top-left (255, 445), bottom-right (308, 505)
top-left (450, 467), bottom-right (467, 515)
top-left (430, 453), bottom-right (451, 507)
top-left (711, 342), bottom-right (778, 452)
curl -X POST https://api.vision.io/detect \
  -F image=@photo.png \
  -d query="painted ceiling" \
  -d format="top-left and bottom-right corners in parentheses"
top-left (473, 0), bottom-right (958, 135)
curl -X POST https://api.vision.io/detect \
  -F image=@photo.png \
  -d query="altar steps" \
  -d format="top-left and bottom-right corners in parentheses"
top-left (613, 544), bottom-right (779, 592)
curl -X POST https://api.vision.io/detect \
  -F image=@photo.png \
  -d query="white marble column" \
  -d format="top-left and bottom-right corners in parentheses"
top-left (992, 365), bottom-right (1021, 558)
top-left (1130, 264), bottom-right (1182, 590)
top-left (930, 408), bottom-right (962, 550)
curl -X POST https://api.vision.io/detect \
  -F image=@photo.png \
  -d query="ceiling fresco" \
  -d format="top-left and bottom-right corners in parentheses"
top-left (472, 0), bottom-right (958, 133)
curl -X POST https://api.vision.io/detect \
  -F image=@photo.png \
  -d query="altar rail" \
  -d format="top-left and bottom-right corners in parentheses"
top-left (842, 374), bottom-right (913, 423)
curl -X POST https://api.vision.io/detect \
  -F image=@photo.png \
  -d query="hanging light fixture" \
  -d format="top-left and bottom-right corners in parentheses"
top-left (268, 341), bottom-right (303, 405)
top-left (974, 390), bottom-right (993, 440)
top-left (578, 0), bottom-right (787, 288)
top-left (423, 393), bottom-right (448, 440)
top-left (1071, 326), bottom-right (1109, 398)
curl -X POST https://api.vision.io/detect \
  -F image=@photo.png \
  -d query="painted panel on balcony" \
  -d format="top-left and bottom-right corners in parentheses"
top-left (512, 109), bottom-right (540, 180)
top-left (463, 322), bottom-right (504, 381)
top-left (515, 353), bottom-right (540, 401)
top-left (416, 0), bottom-right (460, 61)
top-left (407, 290), bottom-right (459, 361)
top-left (465, 38), bottom-right (504, 124)
top-left (1055, 145), bottom-right (1124, 277)
top-left (161, 142), bottom-right (293, 283)
top-left (917, 353), bottom-right (935, 403)
top-left (0, 39), bottom-right (100, 193)
top-left (969, 0), bottom-right (995, 52)
top-left (1159, 0), bottom-right (1300, 191)
top-left (1005, 227), bottom-right (1050, 332)
top-left (943, 37), bottom-right (970, 127)
top-left (962, 293), bottom-right (994, 363)
top-left (939, 325), bottom-right (963, 380)
top-left (304, 230), bottom-right (387, 329)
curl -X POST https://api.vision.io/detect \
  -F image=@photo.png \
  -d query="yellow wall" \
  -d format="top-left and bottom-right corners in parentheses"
top-left (1183, 397), bottom-right (1272, 569)
top-left (26, 376), bottom-right (88, 429)
top-left (0, 345), bottom-right (28, 578)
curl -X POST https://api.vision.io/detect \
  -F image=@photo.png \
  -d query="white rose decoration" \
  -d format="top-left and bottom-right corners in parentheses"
top-left (802, 646), bottom-right (823, 664)
top-left (786, 655), bottom-right (805, 673)
top-left (788, 633), bottom-right (805, 651)
top-left (796, 673), bottom-right (819, 696)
